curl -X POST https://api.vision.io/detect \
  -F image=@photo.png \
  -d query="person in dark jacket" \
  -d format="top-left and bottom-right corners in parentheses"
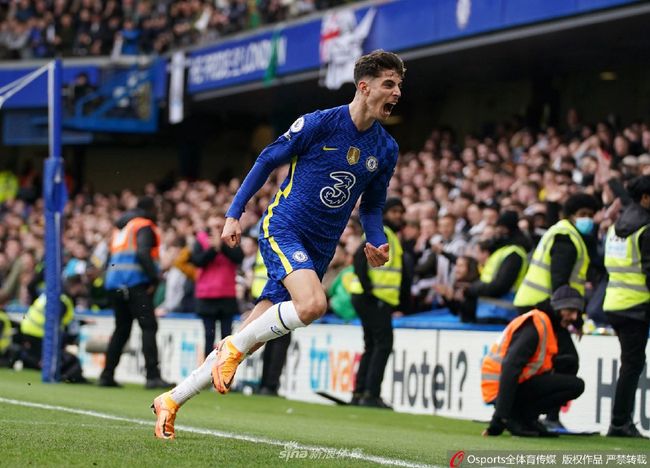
top-left (191, 212), bottom-right (244, 359)
top-left (482, 286), bottom-right (585, 437)
top-left (603, 175), bottom-right (650, 438)
top-left (99, 196), bottom-right (173, 389)
top-left (348, 198), bottom-right (412, 409)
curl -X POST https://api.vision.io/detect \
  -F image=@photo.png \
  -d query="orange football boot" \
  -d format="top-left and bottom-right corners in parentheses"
top-left (211, 337), bottom-right (245, 394)
top-left (151, 392), bottom-right (179, 440)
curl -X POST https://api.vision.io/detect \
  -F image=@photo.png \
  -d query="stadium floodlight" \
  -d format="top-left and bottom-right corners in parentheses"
top-left (0, 60), bottom-right (65, 382)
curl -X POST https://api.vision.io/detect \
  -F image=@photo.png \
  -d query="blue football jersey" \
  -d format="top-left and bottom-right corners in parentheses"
top-left (263, 105), bottom-right (397, 253)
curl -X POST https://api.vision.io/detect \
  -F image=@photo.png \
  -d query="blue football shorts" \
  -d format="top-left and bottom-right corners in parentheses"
top-left (257, 230), bottom-right (332, 304)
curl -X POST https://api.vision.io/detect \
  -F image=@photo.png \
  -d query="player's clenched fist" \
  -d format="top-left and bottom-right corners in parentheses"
top-left (364, 242), bottom-right (389, 267)
top-left (221, 217), bottom-right (241, 247)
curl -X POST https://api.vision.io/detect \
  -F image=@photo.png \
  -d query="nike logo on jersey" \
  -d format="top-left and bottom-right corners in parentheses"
top-left (322, 146), bottom-right (338, 151)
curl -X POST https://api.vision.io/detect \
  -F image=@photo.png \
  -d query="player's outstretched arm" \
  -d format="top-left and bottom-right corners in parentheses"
top-left (225, 114), bottom-right (318, 222)
top-left (364, 242), bottom-right (389, 267)
top-left (221, 217), bottom-right (242, 247)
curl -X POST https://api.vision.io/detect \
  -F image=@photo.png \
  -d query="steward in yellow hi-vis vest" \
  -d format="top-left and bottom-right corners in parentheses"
top-left (481, 286), bottom-right (585, 437)
top-left (479, 244), bottom-right (528, 292)
top-left (0, 170), bottom-right (18, 203)
top-left (348, 198), bottom-right (411, 409)
top-left (513, 193), bottom-right (599, 310)
top-left (20, 293), bottom-right (75, 338)
top-left (464, 241), bottom-right (528, 324)
top-left (604, 225), bottom-right (650, 312)
top-left (251, 250), bottom-right (268, 300)
top-left (463, 211), bottom-right (530, 323)
top-left (348, 225), bottom-right (403, 306)
top-left (602, 175), bottom-right (650, 438)
top-left (17, 274), bottom-right (87, 383)
top-left (0, 310), bottom-right (13, 355)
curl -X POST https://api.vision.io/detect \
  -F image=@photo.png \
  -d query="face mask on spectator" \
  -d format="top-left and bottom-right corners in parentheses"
top-left (574, 217), bottom-right (594, 235)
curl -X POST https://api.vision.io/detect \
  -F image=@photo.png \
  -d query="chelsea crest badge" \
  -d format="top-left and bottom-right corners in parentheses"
top-left (366, 156), bottom-right (378, 172)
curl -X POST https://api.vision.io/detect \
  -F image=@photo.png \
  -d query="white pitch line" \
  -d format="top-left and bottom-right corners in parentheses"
top-left (0, 397), bottom-right (439, 468)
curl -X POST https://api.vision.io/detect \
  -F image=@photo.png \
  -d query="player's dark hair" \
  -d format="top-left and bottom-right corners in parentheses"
top-left (354, 50), bottom-right (406, 85)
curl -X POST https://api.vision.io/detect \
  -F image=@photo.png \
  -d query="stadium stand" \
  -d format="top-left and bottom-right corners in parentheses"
top-left (0, 0), bottom-right (357, 59)
top-left (2, 112), bottom-right (649, 330)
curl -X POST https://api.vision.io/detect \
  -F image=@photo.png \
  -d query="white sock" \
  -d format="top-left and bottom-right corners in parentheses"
top-left (169, 349), bottom-right (217, 405)
top-left (230, 301), bottom-right (305, 354)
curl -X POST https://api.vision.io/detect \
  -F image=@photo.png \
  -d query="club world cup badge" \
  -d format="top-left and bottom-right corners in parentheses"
top-left (346, 146), bottom-right (360, 165)
top-left (366, 156), bottom-right (378, 172)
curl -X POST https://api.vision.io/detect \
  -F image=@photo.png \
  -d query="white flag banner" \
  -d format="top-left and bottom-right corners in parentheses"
top-left (319, 8), bottom-right (376, 90)
top-left (169, 51), bottom-right (185, 124)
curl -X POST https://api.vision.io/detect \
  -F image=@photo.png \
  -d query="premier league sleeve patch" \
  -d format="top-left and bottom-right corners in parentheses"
top-left (290, 117), bottom-right (305, 133)
top-left (283, 116), bottom-right (305, 140)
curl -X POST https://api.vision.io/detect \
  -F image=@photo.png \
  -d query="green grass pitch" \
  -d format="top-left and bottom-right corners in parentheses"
top-left (0, 369), bottom-right (647, 467)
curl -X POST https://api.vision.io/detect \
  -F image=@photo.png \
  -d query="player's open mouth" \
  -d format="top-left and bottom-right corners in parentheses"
top-left (383, 103), bottom-right (395, 116)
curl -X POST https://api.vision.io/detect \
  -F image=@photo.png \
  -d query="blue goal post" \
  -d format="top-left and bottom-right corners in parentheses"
top-left (0, 60), bottom-right (65, 382)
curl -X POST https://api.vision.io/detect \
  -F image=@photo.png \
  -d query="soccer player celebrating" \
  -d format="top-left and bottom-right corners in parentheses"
top-left (153, 50), bottom-right (405, 439)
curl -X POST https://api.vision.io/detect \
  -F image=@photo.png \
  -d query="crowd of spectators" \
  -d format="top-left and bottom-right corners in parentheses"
top-left (0, 0), bottom-right (356, 60)
top-left (1, 109), bottom-right (650, 326)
